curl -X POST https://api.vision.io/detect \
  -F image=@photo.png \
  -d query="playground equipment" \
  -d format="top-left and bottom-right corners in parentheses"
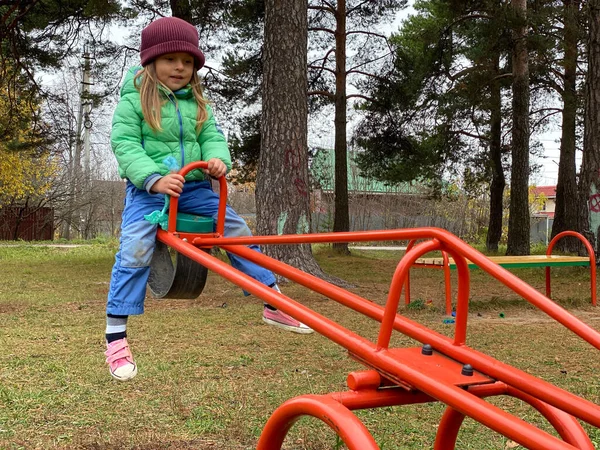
top-left (406, 231), bottom-right (597, 315)
top-left (148, 168), bottom-right (227, 299)
top-left (149, 161), bottom-right (600, 449)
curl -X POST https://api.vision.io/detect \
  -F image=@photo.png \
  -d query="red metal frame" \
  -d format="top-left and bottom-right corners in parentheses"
top-left (256, 395), bottom-right (379, 449)
top-left (167, 161), bottom-right (228, 238)
top-left (406, 231), bottom-right (597, 314)
top-left (546, 231), bottom-right (597, 306)
top-left (156, 163), bottom-right (600, 448)
top-left (404, 239), bottom-right (453, 314)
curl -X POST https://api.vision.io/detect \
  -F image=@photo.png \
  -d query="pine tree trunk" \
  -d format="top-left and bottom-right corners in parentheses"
top-left (332, 0), bottom-right (350, 254)
top-left (507, 0), bottom-right (530, 256)
top-left (486, 54), bottom-right (505, 252)
top-left (258, 0), bottom-right (348, 284)
top-left (170, 0), bottom-right (193, 23)
top-left (552, 0), bottom-right (581, 252)
top-left (579, 0), bottom-right (600, 259)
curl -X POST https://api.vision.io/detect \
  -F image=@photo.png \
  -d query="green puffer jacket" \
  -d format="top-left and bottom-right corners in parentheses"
top-left (111, 66), bottom-right (231, 190)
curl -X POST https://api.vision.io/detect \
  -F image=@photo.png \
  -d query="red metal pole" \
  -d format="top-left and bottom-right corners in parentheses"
top-left (405, 239), bottom-right (418, 306)
top-left (506, 386), bottom-right (594, 450)
top-left (378, 239), bottom-right (441, 349)
top-left (331, 383), bottom-right (582, 450)
top-left (546, 231), bottom-right (597, 306)
top-left (434, 383), bottom-right (594, 450)
top-left (166, 161), bottom-right (227, 236)
top-left (442, 251), bottom-right (452, 315)
top-left (257, 395), bottom-right (379, 450)
top-left (435, 406), bottom-right (464, 450)
top-left (332, 380), bottom-right (592, 445)
top-left (331, 388), bottom-right (435, 411)
top-left (378, 238), bottom-right (472, 348)
top-left (449, 250), bottom-right (471, 346)
top-left (197, 228), bottom-right (600, 350)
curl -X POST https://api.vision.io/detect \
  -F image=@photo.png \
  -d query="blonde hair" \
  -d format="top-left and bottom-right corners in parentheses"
top-left (134, 63), bottom-right (209, 133)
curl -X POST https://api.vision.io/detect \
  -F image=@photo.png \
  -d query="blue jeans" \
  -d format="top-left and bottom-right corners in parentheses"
top-left (106, 180), bottom-right (276, 315)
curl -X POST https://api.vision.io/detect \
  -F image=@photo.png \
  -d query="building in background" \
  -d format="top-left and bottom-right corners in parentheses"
top-left (530, 185), bottom-right (556, 245)
top-left (531, 185), bottom-right (557, 218)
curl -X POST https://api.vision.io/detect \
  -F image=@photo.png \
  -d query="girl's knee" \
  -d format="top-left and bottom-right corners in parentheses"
top-left (120, 234), bottom-right (156, 267)
top-left (225, 223), bottom-right (252, 238)
top-left (223, 209), bottom-right (253, 238)
top-left (119, 220), bottom-right (157, 267)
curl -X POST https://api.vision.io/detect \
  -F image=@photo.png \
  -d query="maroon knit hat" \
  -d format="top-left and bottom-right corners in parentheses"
top-left (140, 17), bottom-right (205, 69)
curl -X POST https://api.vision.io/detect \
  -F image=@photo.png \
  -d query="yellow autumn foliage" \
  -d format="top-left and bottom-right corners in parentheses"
top-left (0, 71), bottom-right (57, 205)
top-left (0, 147), bottom-right (57, 202)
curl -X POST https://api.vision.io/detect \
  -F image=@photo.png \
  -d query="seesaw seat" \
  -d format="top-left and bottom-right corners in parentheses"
top-left (148, 213), bottom-right (214, 299)
top-left (175, 212), bottom-right (214, 233)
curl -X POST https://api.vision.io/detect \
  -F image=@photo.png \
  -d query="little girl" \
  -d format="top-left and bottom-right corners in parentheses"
top-left (105, 16), bottom-right (312, 381)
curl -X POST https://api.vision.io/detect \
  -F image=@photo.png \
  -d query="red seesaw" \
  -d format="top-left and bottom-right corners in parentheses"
top-left (148, 162), bottom-right (600, 449)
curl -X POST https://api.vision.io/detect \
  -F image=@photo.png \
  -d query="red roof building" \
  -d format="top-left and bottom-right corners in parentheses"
top-left (530, 185), bottom-right (556, 218)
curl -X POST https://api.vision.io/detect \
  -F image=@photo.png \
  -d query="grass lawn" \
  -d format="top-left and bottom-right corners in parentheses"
top-left (1, 242), bottom-right (599, 449)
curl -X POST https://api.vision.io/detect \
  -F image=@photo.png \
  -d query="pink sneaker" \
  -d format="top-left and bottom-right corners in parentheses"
top-left (262, 307), bottom-right (314, 334)
top-left (105, 338), bottom-right (137, 381)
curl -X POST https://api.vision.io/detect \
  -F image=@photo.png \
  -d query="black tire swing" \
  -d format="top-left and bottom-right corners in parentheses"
top-left (147, 213), bottom-right (215, 299)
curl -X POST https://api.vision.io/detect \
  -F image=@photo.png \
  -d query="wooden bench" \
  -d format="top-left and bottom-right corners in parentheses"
top-left (416, 254), bottom-right (591, 269)
top-left (406, 231), bottom-right (597, 315)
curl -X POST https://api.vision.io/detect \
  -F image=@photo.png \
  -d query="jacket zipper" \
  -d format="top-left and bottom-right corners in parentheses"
top-left (177, 107), bottom-right (185, 167)
top-left (169, 94), bottom-right (186, 168)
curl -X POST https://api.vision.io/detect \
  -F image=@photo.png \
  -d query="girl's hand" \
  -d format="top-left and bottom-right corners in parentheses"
top-left (204, 158), bottom-right (227, 178)
top-left (151, 173), bottom-right (185, 197)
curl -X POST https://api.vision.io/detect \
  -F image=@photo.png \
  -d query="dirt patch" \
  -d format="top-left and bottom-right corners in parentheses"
top-left (467, 308), bottom-right (600, 325)
top-left (0, 301), bottom-right (27, 315)
top-left (71, 441), bottom-right (222, 450)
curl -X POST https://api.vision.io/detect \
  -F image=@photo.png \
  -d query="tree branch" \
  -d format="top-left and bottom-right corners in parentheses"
top-left (4, 0), bottom-right (40, 32)
top-left (453, 129), bottom-right (489, 141)
top-left (309, 48), bottom-right (336, 67)
top-left (346, 30), bottom-right (388, 40)
top-left (321, 0), bottom-right (336, 11)
top-left (308, 4), bottom-right (335, 14)
top-left (347, 93), bottom-right (376, 103)
top-left (531, 107), bottom-right (562, 115)
top-left (346, 68), bottom-right (388, 83)
top-left (347, 0), bottom-right (373, 16)
top-left (308, 64), bottom-right (337, 76)
top-left (308, 26), bottom-right (336, 35)
top-left (1, 3), bottom-right (20, 30)
top-left (347, 51), bottom-right (393, 75)
top-left (308, 90), bottom-right (335, 99)
top-left (489, 73), bottom-right (513, 82)
top-left (531, 110), bottom-right (563, 131)
top-left (444, 13), bottom-right (494, 35)
top-left (446, 65), bottom-right (479, 82)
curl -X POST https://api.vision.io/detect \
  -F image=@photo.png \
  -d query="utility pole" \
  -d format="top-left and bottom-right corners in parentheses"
top-left (82, 41), bottom-right (93, 182)
top-left (61, 42), bottom-right (94, 240)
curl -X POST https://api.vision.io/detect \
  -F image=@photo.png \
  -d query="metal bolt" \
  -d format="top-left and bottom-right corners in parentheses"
top-left (421, 344), bottom-right (433, 356)
top-left (461, 364), bottom-right (474, 376)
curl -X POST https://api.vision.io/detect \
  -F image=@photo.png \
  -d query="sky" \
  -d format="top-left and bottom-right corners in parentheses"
top-left (536, 132), bottom-right (570, 186)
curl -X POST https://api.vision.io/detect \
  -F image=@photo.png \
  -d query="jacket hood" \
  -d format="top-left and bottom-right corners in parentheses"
top-left (120, 66), bottom-right (142, 97)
